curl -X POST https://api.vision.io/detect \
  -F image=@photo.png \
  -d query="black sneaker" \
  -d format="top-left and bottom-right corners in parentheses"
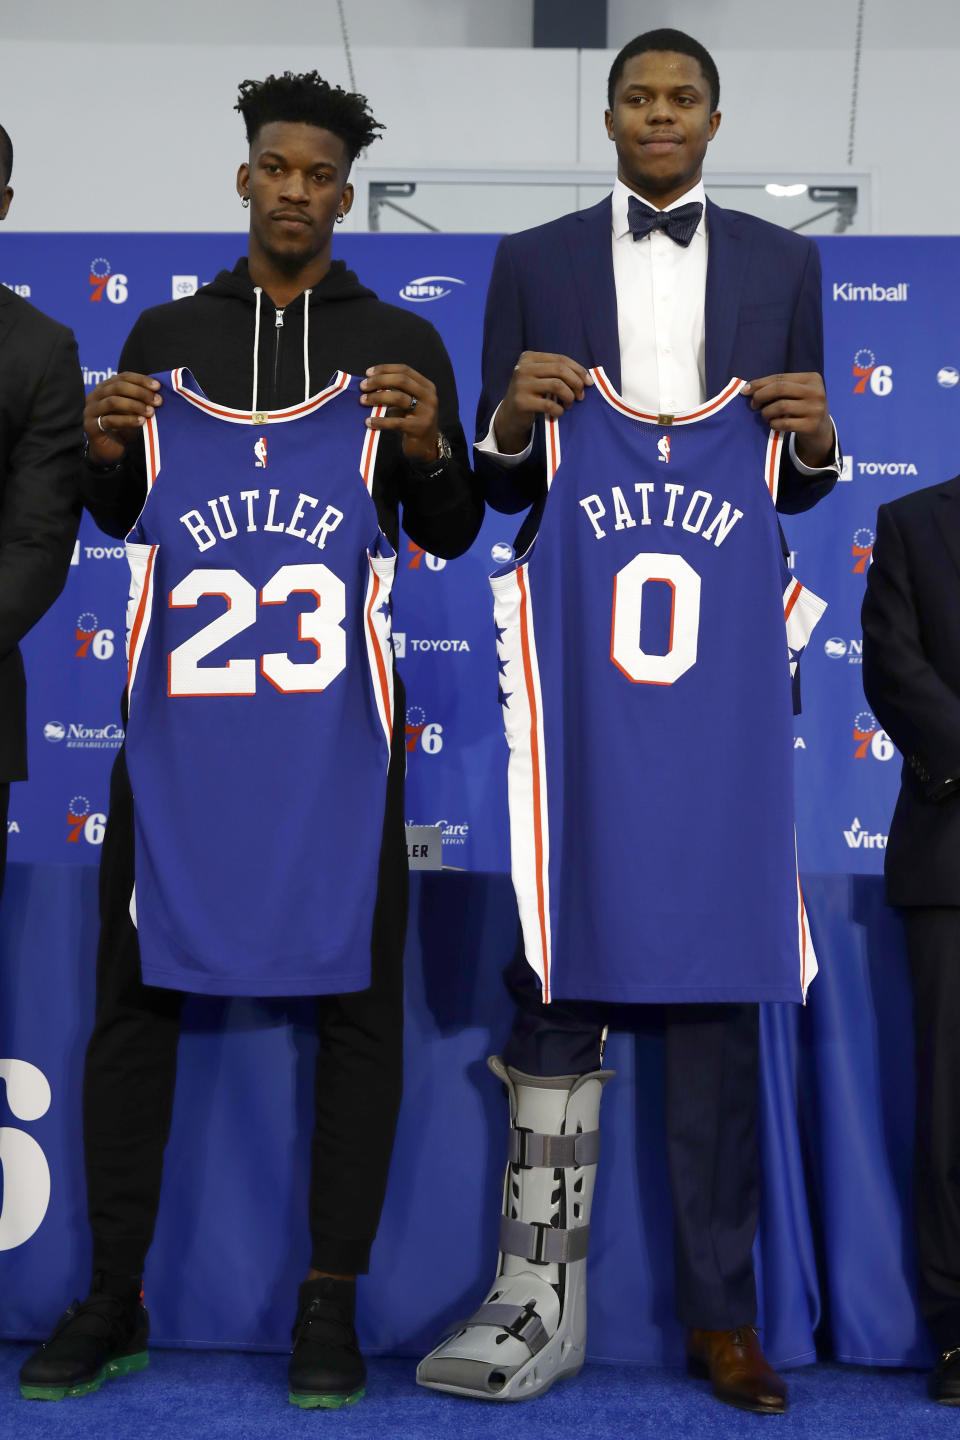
top-left (19, 1276), bottom-right (149, 1401)
top-left (289, 1277), bottom-right (365, 1409)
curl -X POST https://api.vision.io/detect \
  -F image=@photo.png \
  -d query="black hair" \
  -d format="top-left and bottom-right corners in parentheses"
top-left (235, 71), bottom-right (384, 164)
top-left (607, 29), bottom-right (720, 111)
top-left (0, 123), bottom-right (12, 188)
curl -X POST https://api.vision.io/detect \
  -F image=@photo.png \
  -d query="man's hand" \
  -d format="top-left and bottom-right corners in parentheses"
top-left (493, 352), bottom-right (593, 454)
top-left (742, 372), bottom-right (835, 468)
top-left (360, 365), bottom-right (441, 464)
top-left (84, 372), bottom-right (162, 466)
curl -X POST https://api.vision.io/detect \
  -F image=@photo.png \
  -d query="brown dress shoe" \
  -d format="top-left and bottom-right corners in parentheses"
top-left (687, 1326), bottom-right (788, 1414)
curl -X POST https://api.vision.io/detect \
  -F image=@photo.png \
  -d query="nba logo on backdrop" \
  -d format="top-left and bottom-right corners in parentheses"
top-left (851, 529), bottom-right (875, 574)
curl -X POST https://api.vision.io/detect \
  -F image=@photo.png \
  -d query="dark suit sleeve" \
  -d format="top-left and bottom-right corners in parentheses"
top-left (862, 502), bottom-right (960, 799)
top-left (775, 241), bottom-right (839, 517)
top-left (397, 322), bottom-right (483, 559)
top-left (0, 326), bottom-right (82, 657)
top-left (79, 319), bottom-right (150, 540)
top-left (474, 238), bottom-right (547, 516)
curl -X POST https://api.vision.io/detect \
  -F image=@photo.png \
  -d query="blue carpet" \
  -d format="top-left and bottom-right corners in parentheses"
top-left (0, 1343), bottom-right (955, 1439)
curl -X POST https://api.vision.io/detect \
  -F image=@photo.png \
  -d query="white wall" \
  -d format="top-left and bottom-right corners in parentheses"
top-left (1, 1), bottom-right (957, 235)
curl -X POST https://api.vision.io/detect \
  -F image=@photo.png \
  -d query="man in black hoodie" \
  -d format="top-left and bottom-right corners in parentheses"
top-left (19, 72), bottom-right (482, 1409)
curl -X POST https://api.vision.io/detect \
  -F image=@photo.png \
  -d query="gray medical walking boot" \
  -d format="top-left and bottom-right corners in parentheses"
top-left (417, 1056), bottom-right (612, 1402)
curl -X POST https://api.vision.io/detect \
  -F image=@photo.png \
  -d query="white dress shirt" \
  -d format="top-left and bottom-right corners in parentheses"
top-left (478, 179), bottom-right (838, 476)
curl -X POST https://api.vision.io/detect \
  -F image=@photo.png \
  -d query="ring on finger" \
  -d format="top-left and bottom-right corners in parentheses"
top-left (408, 395), bottom-right (419, 413)
top-left (96, 414), bottom-right (108, 436)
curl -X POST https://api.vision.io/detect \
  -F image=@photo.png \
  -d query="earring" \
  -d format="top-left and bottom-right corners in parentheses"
top-left (241, 196), bottom-right (250, 208)
top-left (336, 211), bottom-right (344, 224)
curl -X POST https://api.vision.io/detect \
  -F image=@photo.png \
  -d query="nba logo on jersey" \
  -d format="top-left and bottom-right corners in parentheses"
top-left (254, 436), bottom-right (267, 468)
top-left (658, 435), bottom-right (671, 463)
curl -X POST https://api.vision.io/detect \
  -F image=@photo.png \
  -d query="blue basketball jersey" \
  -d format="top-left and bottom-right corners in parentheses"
top-left (491, 371), bottom-right (825, 1005)
top-left (124, 369), bottom-right (396, 996)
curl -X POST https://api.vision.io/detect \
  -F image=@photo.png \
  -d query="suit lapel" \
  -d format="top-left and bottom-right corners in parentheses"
top-left (0, 286), bottom-right (16, 349)
top-left (704, 199), bottom-right (750, 392)
top-left (563, 197), bottom-right (621, 389)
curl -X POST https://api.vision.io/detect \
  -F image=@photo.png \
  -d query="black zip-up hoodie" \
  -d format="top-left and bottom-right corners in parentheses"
top-left (82, 257), bottom-right (482, 556)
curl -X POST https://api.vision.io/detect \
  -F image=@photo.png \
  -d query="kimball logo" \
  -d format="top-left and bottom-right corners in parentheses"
top-left (399, 276), bottom-right (465, 303)
top-left (834, 282), bottom-right (909, 302)
top-left (44, 720), bottom-right (123, 751)
top-left (852, 528), bottom-right (875, 574)
top-left (843, 818), bottom-right (887, 850)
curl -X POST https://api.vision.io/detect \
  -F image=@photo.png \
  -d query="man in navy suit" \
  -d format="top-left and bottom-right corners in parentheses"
top-left (419, 29), bottom-right (837, 1414)
top-left (862, 478), bottom-right (960, 1404)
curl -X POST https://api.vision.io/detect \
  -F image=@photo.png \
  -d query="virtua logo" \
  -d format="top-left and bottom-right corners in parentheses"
top-left (852, 528), bottom-right (875, 574)
top-left (398, 276), bottom-right (465, 303)
top-left (2, 282), bottom-right (31, 297)
top-left (833, 282), bottom-right (909, 302)
top-left (407, 540), bottom-right (447, 571)
top-left (852, 349), bottom-right (893, 396)
top-left (853, 711), bottom-right (894, 761)
top-left (404, 705), bottom-right (444, 755)
top-left (843, 818), bottom-right (888, 850)
top-left (824, 637), bottom-right (862, 664)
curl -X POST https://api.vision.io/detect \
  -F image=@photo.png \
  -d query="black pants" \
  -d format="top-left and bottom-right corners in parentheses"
top-left (503, 946), bottom-right (760, 1330)
top-left (82, 725), bottom-right (407, 1280)
top-left (903, 906), bottom-right (960, 1351)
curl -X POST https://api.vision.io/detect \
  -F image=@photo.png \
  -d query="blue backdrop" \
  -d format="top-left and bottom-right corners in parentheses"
top-left (1, 231), bottom-right (959, 1365)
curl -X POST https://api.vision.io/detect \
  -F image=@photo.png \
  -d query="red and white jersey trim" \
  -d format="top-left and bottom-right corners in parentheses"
top-left (764, 430), bottom-right (785, 505)
top-left (359, 406), bottom-right (387, 494)
top-left (590, 368), bottom-right (745, 426)
top-left (783, 578), bottom-right (827, 678)
top-left (170, 367), bottom-right (352, 424)
top-left (490, 562), bottom-right (553, 1002)
top-left (363, 550), bottom-right (397, 755)
top-left (795, 834), bottom-right (818, 1000)
top-left (125, 541), bottom-right (158, 704)
top-left (546, 416), bottom-right (562, 490)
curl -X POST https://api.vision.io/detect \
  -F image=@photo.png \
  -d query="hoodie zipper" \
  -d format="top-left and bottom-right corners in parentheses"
top-left (272, 306), bottom-right (285, 404)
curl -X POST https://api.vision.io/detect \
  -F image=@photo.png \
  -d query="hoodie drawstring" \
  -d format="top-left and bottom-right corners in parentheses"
top-left (302, 288), bottom-right (312, 401)
top-left (251, 285), bottom-right (263, 416)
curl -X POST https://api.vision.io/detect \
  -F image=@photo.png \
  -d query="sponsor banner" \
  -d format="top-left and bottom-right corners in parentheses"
top-left (4, 233), bottom-right (960, 874)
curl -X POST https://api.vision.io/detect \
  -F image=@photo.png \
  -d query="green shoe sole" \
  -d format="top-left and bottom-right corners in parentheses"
top-left (20, 1350), bottom-right (149, 1401)
top-left (289, 1386), bottom-right (365, 1410)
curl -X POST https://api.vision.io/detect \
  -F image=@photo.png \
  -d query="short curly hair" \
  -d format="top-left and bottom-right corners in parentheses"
top-left (235, 72), bottom-right (384, 164)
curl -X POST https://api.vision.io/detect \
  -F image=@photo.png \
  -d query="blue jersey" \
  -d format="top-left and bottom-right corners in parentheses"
top-left (124, 369), bottom-right (396, 996)
top-left (491, 371), bottom-right (824, 1005)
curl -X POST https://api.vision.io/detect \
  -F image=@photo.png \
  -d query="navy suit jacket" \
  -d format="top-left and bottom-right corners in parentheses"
top-left (477, 195), bottom-right (835, 522)
top-left (861, 476), bottom-right (960, 906)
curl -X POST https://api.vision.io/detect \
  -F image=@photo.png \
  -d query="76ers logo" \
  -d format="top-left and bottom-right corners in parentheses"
top-left (405, 705), bottom-right (444, 755)
top-left (852, 349), bottom-right (893, 396)
top-left (657, 435), bottom-right (671, 464)
top-left (89, 257), bottom-right (128, 305)
top-left (853, 711), bottom-right (894, 761)
top-left (67, 796), bottom-right (106, 845)
top-left (851, 528), bottom-right (875, 574)
top-left (75, 613), bottom-right (115, 660)
top-left (254, 436), bottom-right (268, 468)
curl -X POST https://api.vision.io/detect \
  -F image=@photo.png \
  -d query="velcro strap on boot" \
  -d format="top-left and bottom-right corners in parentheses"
top-left (460, 1303), bottom-right (549, 1355)
top-left (499, 1216), bottom-right (591, 1265)
top-left (508, 1128), bottom-right (600, 1169)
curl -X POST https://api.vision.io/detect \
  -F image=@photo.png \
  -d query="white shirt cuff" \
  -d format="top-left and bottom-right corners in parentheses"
top-left (474, 403), bottom-right (534, 467)
top-left (788, 419), bottom-right (841, 477)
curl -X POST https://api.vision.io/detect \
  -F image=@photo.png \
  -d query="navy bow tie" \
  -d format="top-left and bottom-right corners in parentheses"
top-left (627, 195), bottom-right (703, 248)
